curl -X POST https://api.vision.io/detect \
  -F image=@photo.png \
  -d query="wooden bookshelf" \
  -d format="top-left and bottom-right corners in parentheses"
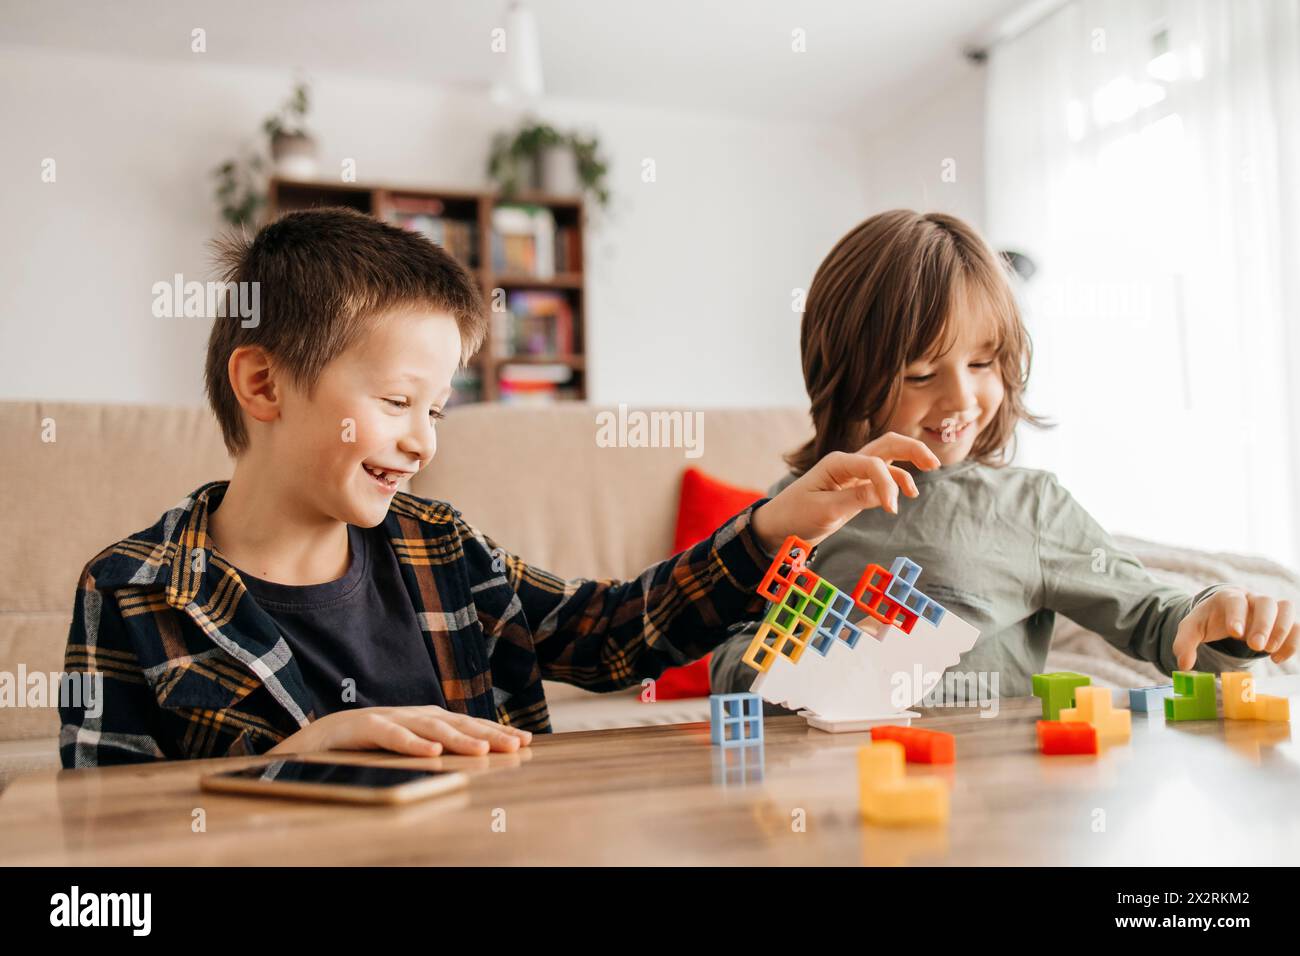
top-left (265, 177), bottom-right (587, 405)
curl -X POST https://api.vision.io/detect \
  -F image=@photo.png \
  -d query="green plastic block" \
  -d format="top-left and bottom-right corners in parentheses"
top-left (765, 581), bottom-right (831, 632)
top-left (1032, 671), bottom-right (1092, 720)
top-left (1164, 671), bottom-right (1217, 721)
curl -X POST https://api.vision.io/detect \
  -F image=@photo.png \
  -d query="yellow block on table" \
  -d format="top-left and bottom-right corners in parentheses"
top-left (1222, 672), bottom-right (1291, 722)
top-left (857, 740), bottom-right (949, 826)
top-left (1059, 685), bottom-right (1132, 743)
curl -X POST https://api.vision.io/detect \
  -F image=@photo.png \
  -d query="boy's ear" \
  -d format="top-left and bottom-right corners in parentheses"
top-left (227, 346), bottom-right (281, 427)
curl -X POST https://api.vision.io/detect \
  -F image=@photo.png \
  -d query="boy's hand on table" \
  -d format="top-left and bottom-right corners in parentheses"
top-left (751, 432), bottom-right (940, 553)
top-left (1173, 587), bottom-right (1297, 670)
top-left (266, 705), bottom-right (533, 757)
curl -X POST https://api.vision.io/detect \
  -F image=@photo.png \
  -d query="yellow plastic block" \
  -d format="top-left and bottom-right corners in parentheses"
top-left (857, 741), bottom-right (949, 826)
top-left (1222, 672), bottom-right (1291, 722)
top-left (1058, 686), bottom-right (1131, 743)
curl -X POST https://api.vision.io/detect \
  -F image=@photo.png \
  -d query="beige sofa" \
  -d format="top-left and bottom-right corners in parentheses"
top-left (3, 400), bottom-right (1298, 790)
top-left (0, 400), bottom-right (812, 787)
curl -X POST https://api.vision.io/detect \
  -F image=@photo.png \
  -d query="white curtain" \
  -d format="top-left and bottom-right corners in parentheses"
top-left (987, 0), bottom-right (1300, 569)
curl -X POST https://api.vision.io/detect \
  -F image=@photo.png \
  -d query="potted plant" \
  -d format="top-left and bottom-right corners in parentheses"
top-left (488, 120), bottom-right (609, 207)
top-left (211, 80), bottom-right (316, 227)
top-left (264, 82), bottom-right (317, 179)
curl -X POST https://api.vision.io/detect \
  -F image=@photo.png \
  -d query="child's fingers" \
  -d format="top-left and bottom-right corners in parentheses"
top-left (406, 715), bottom-right (491, 754)
top-left (847, 455), bottom-right (900, 512)
top-left (1266, 600), bottom-right (1294, 655)
top-left (373, 719), bottom-right (444, 757)
top-left (820, 452), bottom-right (898, 509)
top-left (890, 465), bottom-right (920, 497)
top-left (444, 713), bottom-right (525, 751)
top-left (1271, 620), bottom-right (1298, 663)
top-left (1171, 613), bottom-right (1203, 672)
top-left (1214, 589), bottom-right (1249, 640)
top-left (858, 432), bottom-right (941, 470)
top-left (1245, 595), bottom-right (1278, 652)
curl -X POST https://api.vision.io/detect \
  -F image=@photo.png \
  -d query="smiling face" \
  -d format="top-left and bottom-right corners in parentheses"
top-left (272, 307), bottom-right (463, 527)
top-left (878, 284), bottom-right (1007, 467)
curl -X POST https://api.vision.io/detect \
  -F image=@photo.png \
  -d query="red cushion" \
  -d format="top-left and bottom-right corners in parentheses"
top-left (672, 467), bottom-right (764, 554)
top-left (653, 468), bottom-right (764, 700)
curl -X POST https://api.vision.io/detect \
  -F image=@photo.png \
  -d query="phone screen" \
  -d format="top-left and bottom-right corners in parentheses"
top-left (216, 760), bottom-right (452, 789)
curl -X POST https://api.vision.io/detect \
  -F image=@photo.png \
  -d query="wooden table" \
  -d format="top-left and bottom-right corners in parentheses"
top-left (2, 697), bottom-right (1296, 865)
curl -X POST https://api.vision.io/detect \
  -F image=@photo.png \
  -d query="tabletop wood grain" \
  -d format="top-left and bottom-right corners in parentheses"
top-left (1, 696), bottom-right (1296, 865)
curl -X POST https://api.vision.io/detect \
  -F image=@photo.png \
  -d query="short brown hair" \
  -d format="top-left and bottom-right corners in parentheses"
top-left (204, 206), bottom-right (487, 455)
top-left (787, 210), bottom-right (1048, 475)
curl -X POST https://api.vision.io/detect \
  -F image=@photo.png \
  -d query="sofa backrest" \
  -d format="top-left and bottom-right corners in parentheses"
top-left (0, 400), bottom-right (809, 741)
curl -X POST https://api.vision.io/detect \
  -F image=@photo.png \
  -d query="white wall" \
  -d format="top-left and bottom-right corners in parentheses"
top-left (0, 45), bottom-right (985, 411)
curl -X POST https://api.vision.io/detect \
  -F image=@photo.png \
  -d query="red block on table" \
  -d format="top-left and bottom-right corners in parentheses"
top-left (870, 725), bottom-right (956, 764)
top-left (849, 564), bottom-right (919, 634)
top-left (1036, 719), bottom-right (1098, 755)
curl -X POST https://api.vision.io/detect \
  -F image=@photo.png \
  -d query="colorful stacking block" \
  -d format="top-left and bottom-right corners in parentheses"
top-left (710, 692), bottom-right (764, 746)
top-left (1059, 686), bottom-right (1131, 743)
top-left (870, 725), bottom-right (956, 764)
top-left (1036, 719), bottom-right (1098, 755)
top-left (1221, 672), bottom-right (1291, 722)
top-left (756, 535), bottom-right (816, 603)
top-left (1032, 672), bottom-right (1091, 720)
top-left (810, 588), bottom-right (863, 655)
top-left (850, 563), bottom-right (920, 633)
top-left (1164, 670), bottom-right (1217, 721)
top-left (857, 740), bottom-right (949, 825)
top-left (1129, 683), bottom-right (1174, 712)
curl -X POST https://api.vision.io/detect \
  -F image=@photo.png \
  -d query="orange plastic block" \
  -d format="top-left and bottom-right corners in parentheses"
top-left (1222, 672), bottom-right (1291, 722)
top-left (849, 564), bottom-right (919, 634)
top-left (1036, 720), bottom-right (1098, 755)
top-left (1059, 686), bottom-right (1132, 743)
top-left (870, 725), bottom-right (956, 764)
top-left (857, 741), bottom-right (949, 825)
top-left (756, 535), bottom-right (817, 603)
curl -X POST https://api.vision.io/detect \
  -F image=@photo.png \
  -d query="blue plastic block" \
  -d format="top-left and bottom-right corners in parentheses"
top-left (903, 589), bottom-right (929, 613)
top-left (886, 576), bottom-right (913, 604)
top-left (890, 556), bottom-right (922, 586)
top-left (710, 692), bottom-right (764, 746)
top-left (920, 600), bottom-right (946, 626)
top-left (1129, 683), bottom-right (1175, 712)
top-left (810, 629), bottom-right (835, 656)
top-left (837, 619), bottom-right (863, 649)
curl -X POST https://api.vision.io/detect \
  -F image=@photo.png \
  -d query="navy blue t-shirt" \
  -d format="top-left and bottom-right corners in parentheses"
top-left (236, 523), bottom-right (446, 716)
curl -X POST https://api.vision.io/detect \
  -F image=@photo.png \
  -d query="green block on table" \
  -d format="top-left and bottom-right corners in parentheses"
top-left (1032, 672), bottom-right (1091, 720)
top-left (1164, 671), bottom-right (1217, 721)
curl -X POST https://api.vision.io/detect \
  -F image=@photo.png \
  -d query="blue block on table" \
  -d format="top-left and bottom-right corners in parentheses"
top-left (710, 692), bottom-right (764, 746)
top-left (1129, 684), bottom-right (1175, 712)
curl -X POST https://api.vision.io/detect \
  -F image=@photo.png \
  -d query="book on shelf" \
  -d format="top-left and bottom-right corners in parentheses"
top-left (492, 290), bottom-right (574, 357)
top-left (497, 362), bottom-right (576, 405)
top-left (491, 204), bottom-right (557, 279)
top-left (388, 196), bottom-right (478, 268)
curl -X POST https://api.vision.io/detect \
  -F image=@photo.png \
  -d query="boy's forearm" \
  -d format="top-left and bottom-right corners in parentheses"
top-left (500, 501), bottom-right (774, 691)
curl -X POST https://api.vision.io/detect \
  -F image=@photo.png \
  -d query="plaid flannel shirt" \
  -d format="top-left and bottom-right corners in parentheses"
top-left (60, 480), bottom-right (774, 767)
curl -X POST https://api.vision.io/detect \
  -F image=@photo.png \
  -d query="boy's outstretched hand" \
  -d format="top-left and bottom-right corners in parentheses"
top-left (751, 432), bottom-right (940, 554)
top-left (267, 705), bottom-right (533, 757)
top-left (1173, 588), bottom-right (1297, 671)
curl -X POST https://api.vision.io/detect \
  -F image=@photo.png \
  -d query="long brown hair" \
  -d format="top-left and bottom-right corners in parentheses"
top-left (787, 210), bottom-right (1048, 475)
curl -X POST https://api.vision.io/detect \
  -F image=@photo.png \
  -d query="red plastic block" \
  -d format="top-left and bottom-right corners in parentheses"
top-left (870, 725), bottom-right (956, 764)
top-left (849, 564), bottom-right (919, 633)
top-left (1036, 720), bottom-right (1098, 755)
top-left (756, 535), bottom-right (817, 602)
